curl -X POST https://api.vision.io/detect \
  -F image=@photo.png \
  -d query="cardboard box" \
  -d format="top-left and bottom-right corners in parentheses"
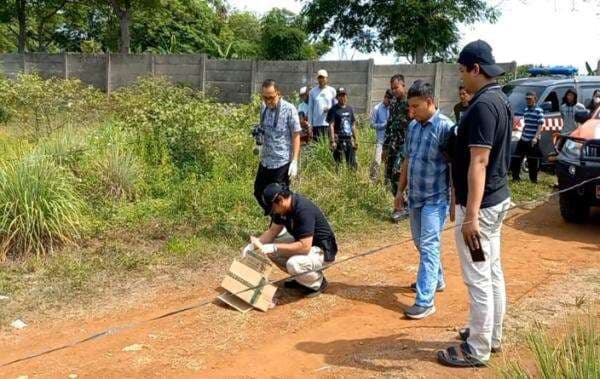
top-left (219, 238), bottom-right (276, 312)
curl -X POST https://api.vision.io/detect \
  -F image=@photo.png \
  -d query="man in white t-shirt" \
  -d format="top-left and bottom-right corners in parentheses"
top-left (297, 86), bottom-right (312, 143)
top-left (308, 69), bottom-right (337, 142)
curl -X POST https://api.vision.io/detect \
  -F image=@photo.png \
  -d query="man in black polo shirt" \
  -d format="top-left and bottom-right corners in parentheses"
top-left (241, 183), bottom-right (337, 297)
top-left (437, 40), bottom-right (512, 368)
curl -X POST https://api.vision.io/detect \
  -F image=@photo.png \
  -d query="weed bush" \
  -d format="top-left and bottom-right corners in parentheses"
top-left (0, 153), bottom-right (85, 260)
top-left (499, 311), bottom-right (600, 378)
top-left (0, 74), bottom-right (105, 139)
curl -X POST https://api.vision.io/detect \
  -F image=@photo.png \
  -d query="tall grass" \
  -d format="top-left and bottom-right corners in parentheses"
top-left (499, 310), bottom-right (600, 378)
top-left (0, 153), bottom-right (85, 260)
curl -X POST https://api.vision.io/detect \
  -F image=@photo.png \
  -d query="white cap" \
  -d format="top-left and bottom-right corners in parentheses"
top-left (317, 69), bottom-right (328, 78)
top-left (299, 86), bottom-right (308, 95)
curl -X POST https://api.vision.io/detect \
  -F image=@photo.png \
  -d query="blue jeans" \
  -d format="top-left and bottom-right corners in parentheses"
top-left (409, 203), bottom-right (449, 307)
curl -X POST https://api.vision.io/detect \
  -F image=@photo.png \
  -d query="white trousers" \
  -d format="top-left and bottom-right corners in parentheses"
top-left (270, 247), bottom-right (324, 290)
top-left (455, 198), bottom-right (510, 361)
top-left (373, 142), bottom-right (384, 165)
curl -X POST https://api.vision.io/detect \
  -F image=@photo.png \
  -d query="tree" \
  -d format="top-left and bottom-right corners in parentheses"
top-left (260, 8), bottom-right (330, 60)
top-left (106, 0), bottom-right (160, 53)
top-left (130, 0), bottom-right (222, 54)
top-left (0, 0), bottom-right (27, 52)
top-left (301, 0), bottom-right (498, 63)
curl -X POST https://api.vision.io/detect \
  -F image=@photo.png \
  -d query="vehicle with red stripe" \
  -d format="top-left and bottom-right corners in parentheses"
top-left (555, 106), bottom-right (600, 222)
top-left (503, 75), bottom-right (600, 170)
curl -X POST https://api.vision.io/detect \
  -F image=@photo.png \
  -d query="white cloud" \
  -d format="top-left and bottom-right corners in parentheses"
top-left (228, 0), bottom-right (600, 71)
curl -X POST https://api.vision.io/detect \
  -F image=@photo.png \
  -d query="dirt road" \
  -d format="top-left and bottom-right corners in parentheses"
top-left (1, 201), bottom-right (599, 378)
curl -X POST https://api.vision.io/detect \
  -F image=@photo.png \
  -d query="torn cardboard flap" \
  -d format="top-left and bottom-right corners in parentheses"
top-left (219, 245), bottom-right (275, 313)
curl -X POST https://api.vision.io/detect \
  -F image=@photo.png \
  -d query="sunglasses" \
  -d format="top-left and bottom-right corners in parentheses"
top-left (262, 94), bottom-right (277, 101)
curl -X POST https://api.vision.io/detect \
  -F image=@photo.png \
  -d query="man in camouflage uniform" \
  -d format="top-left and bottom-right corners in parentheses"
top-left (384, 74), bottom-right (411, 221)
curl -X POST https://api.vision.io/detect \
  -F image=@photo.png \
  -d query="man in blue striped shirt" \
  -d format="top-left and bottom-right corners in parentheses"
top-left (396, 80), bottom-right (454, 319)
top-left (510, 91), bottom-right (544, 182)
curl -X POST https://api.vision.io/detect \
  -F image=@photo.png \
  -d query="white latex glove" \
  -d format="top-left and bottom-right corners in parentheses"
top-left (241, 243), bottom-right (253, 258)
top-left (288, 160), bottom-right (298, 178)
top-left (260, 244), bottom-right (277, 255)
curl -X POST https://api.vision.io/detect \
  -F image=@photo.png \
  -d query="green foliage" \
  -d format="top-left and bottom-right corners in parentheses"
top-left (0, 153), bottom-right (85, 260)
top-left (302, 0), bottom-right (498, 63)
top-left (96, 146), bottom-right (144, 201)
top-left (499, 311), bottom-right (600, 378)
top-left (260, 8), bottom-right (331, 60)
top-left (0, 74), bottom-right (105, 139)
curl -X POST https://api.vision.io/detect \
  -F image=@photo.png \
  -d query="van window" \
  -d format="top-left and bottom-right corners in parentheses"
top-left (581, 86), bottom-right (600, 109)
top-left (502, 85), bottom-right (544, 115)
top-left (541, 86), bottom-right (574, 113)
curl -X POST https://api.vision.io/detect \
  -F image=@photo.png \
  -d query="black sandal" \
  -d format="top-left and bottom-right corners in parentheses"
top-left (458, 328), bottom-right (501, 353)
top-left (437, 342), bottom-right (487, 368)
top-left (459, 327), bottom-right (470, 341)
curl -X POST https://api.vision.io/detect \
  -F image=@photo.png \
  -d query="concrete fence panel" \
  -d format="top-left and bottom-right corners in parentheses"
top-left (68, 54), bottom-right (108, 90)
top-left (0, 53), bottom-right (516, 116)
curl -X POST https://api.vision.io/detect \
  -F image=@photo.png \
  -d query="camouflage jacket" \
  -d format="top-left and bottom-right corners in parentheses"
top-left (383, 96), bottom-right (410, 154)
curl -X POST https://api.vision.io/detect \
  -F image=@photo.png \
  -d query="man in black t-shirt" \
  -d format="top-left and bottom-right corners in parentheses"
top-left (241, 183), bottom-right (338, 298)
top-left (327, 87), bottom-right (358, 169)
top-left (437, 40), bottom-right (512, 368)
top-left (453, 85), bottom-right (471, 123)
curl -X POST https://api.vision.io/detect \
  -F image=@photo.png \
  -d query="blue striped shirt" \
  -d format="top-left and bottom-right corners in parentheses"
top-left (521, 106), bottom-right (544, 141)
top-left (404, 111), bottom-right (454, 208)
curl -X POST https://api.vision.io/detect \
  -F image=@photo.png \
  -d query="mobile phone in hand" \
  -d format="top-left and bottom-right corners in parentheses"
top-left (469, 236), bottom-right (485, 262)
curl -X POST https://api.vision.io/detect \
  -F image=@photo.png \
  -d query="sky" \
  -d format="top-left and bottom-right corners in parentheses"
top-left (228, 0), bottom-right (600, 72)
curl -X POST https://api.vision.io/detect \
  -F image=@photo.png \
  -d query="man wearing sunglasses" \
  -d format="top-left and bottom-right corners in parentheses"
top-left (253, 79), bottom-right (302, 215)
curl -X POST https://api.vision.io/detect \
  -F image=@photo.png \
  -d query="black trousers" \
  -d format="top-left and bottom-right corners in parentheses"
top-left (510, 139), bottom-right (541, 182)
top-left (312, 126), bottom-right (328, 142)
top-left (333, 137), bottom-right (357, 170)
top-left (254, 162), bottom-right (291, 214)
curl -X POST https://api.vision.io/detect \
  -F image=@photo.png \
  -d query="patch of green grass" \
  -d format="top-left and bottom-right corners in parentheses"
top-left (0, 153), bottom-right (86, 260)
top-left (498, 308), bottom-right (600, 378)
top-left (509, 173), bottom-right (555, 203)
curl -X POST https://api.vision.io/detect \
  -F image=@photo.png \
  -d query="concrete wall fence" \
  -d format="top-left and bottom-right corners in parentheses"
top-left (0, 53), bottom-right (517, 115)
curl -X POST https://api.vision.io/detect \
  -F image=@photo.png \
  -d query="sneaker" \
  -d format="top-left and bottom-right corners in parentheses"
top-left (391, 209), bottom-right (409, 222)
top-left (304, 277), bottom-right (329, 298)
top-left (404, 304), bottom-right (436, 319)
top-left (410, 282), bottom-right (446, 293)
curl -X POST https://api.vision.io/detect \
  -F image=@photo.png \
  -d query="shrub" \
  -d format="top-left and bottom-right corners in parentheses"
top-left (499, 311), bottom-right (600, 378)
top-left (0, 153), bottom-right (85, 260)
top-left (0, 74), bottom-right (105, 139)
top-left (96, 146), bottom-right (144, 201)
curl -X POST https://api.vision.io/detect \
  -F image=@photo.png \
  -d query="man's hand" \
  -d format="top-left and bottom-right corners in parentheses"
top-left (241, 243), bottom-right (254, 258)
top-left (461, 216), bottom-right (481, 251)
top-left (394, 191), bottom-right (405, 212)
top-left (260, 244), bottom-right (277, 255)
top-left (352, 140), bottom-right (358, 150)
top-left (450, 190), bottom-right (456, 223)
top-left (288, 160), bottom-right (298, 178)
top-left (330, 141), bottom-right (337, 150)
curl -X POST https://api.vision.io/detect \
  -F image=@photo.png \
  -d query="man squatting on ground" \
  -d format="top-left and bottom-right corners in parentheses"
top-left (253, 79), bottom-right (301, 215)
top-left (437, 39), bottom-right (512, 368)
top-left (395, 80), bottom-right (455, 320)
top-left (308, 69), bottom-right (337, 142)
top-left (242, 183), bottom-right (338, 298)
top-left (385, 74), bottom-right (412, 221)
top-left (328, 87), bottom-right (359, 169)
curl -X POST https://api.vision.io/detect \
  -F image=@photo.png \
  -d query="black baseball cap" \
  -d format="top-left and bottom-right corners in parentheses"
top-left (337, 87), bottom-right (347, 95)
top-left (458, 40), bottom-right (505, 78)
top-left (262, 183), bottom-right (288, 214)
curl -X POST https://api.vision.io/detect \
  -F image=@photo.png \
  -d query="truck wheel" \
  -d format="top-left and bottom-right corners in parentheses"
top-left (559, 192), bottom-right (589, 223)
